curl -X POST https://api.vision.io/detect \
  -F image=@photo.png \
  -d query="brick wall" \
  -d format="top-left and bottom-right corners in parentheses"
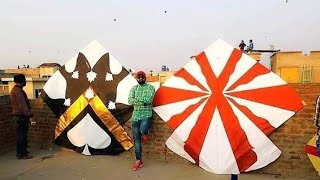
top-left (0, 84), bottom-right (319, 178)
top-left (27, 99), bottom-right (57, 149)
top-left (259, 83), bottom-right (320, 178)
top-left (0, 95), bottom-right (15, 155)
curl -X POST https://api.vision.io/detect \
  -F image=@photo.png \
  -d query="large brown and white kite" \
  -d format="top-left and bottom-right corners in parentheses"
top-left (41, 41), bottom-right (137, 155)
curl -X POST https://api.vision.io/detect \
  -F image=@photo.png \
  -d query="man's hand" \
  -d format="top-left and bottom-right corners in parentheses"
top-left (30, 118), bottom-right (36, 125)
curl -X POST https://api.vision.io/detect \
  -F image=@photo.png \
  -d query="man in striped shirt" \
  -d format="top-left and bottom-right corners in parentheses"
top-left (314, 95), bottom-right (320, 156)
top-left (10, 74), bottom-right (34, 159)
top-left (128, 71), bottom-right (155, 171)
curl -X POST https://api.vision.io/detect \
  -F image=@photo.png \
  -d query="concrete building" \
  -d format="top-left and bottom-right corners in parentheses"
top-left (270, 51), bottom-right (320, 83)
top-left (1, 63), bottom-right (60, 98)
top-left (5, 63), bottom-right (60, 78)
top-left (238, 51), bottom-right (320, 83)
top-left (0, 72), bottom-right (10, 95)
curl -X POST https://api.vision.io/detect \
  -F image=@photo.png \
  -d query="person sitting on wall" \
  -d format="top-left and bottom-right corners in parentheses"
top-left (246, 39), bottom-right (254, 53)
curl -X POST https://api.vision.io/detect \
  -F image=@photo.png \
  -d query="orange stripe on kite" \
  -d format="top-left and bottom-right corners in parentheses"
top-left (195, 51), bottom-right (217, 89)
top-left (175, 68), bottom-right (208, 92)
top-left (227, 97), bottom-right (276, 135)
top-left (217, 96), bottom-right (257, 172)
top-left (167, 98), bottom-right (208, 130)
top-left (226, 85), bottom-right (304, 112)
top-left (184, 96), bottom-right (217, 165)
top-left (227, 62), bottom-right (270, 92)
top-left (218, 48), bottom-right (242, 90)
top-left (153, 86), bottom-right (208, 107)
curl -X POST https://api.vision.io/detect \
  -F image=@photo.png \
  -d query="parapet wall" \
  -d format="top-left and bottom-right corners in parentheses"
top-left (0, 84), bottom-right (319, 178)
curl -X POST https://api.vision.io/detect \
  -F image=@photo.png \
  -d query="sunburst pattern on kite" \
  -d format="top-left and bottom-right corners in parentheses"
top-left (153, 39), bottom-right (304, 174)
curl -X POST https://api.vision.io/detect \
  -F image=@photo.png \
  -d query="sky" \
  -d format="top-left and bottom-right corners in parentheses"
top-left (0, 0), bottom-right (319, 72)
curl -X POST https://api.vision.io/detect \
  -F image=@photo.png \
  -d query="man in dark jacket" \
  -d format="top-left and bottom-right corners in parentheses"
top-left (10, 74), bottom-right (34, 159)
top-left (238, 40), bottom-right (246, 52)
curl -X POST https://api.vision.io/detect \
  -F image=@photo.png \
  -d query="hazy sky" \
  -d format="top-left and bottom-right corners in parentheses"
top-left (0, 0), bottom-right (319, 71)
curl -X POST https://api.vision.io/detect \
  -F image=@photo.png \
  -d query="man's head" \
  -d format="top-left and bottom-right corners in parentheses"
top-left (14, 74), bottom-right (26, 87)
top-left (249, 39), bottom-right (253, 43)
top-left (135, 71), bottom-right (146, 85)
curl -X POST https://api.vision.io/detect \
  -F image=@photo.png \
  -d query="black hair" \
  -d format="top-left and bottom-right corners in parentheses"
top-left (14, 74), bottom-right (26, 84)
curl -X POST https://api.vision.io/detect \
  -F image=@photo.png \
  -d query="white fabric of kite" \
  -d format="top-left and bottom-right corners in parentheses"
top-left (153, 39), bottom-right (304, 174)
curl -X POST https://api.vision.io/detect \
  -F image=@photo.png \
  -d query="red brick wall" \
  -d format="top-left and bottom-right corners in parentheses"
top-left (0, 95), bottom-right (15, 155)
top-left (0, 84), bottom-right (319, 178)
top-left (27, 100), bottom-right (56, 149)
top-left (260, 83), bottom-right (320, 178)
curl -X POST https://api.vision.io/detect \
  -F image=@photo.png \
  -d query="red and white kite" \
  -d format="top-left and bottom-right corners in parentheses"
top-left (153, 39), bottom-right (304, 174)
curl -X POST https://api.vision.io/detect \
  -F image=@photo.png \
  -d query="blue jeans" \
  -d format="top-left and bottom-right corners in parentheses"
top-left (132, 117), bottom-right (151, 160)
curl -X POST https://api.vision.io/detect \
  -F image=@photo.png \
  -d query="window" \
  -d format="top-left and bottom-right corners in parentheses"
top-left (35, 89), bottom-right (42, 99)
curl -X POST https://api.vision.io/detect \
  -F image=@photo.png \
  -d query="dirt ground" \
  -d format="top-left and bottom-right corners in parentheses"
top-left (0, 148), bottom-right (308, 180)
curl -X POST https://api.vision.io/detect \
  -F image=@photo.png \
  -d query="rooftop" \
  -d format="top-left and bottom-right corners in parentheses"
top-left (39, 63), bottom-right (61, 67)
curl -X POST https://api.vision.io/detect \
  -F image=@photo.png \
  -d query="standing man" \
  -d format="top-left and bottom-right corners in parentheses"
top-left (10, 74), bottom-right (34, 159)
top-left (238, 40), bottom-right (246, 52)
top-left (128, 71), bottom-right (155, 171)
top-left (314, 95), bottom-right (320, 156)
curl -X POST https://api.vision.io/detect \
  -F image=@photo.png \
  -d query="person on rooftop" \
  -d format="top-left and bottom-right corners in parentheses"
top-left (238, 40), bottom-right (246, 52)
top-left (246, 39), bottom-right (254, 53)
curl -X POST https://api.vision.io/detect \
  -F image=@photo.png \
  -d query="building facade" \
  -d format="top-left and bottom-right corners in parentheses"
top-left (270, 51), bottom-right (320, 83)
top-left (1, 63), bottom-right (60, 98)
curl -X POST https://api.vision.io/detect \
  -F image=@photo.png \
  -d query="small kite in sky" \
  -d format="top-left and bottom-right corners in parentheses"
top-left (153, 39), bottom-right (304, 174)
top-left (41, 40), bottom-right (137, 155)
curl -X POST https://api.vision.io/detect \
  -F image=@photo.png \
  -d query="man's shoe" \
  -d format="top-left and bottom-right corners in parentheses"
top-left (132, 160), bottom-right (143, 171)
top-left (17, 151), bottom-right (30, 157)
top-left (17, 155), bottom-right (33, 160)
top-left (141, 135), bottom-right (148, 145)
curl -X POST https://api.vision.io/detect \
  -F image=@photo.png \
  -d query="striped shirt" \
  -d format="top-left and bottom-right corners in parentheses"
top-left (10, 85), bottom-right (33, 118)
top-left (128, 83), bottom-right (155, 122)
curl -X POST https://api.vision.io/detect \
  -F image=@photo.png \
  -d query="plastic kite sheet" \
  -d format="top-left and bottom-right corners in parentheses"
top-left (305, 135), bottom-right (320, 173)
top-left (41, 41), bottom-right (137, 155)
top-left (153, 39), bottom-right (304, 174)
